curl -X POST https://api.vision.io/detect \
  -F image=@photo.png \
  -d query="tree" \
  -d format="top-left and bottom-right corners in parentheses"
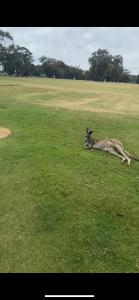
top-left (15, 46), bottom-right (34, 76)
top-left (88, 49), bottom-right (113, 81)
top-left (39, 56), bottom-right (58, 77)
top-left (2, 44), bottom-right (15, 75)
top-left (54, 60), bottom-right (66, 78)
top-left (88, 49), bottom-right (130, 83)
top-left (65, 65), bottom-right (84, 79)
top-left (0, 30), bottom-right (13, 43)
top-left (3, 45), bottom-right (34, 76)
top-left (110, 55), bottom-right (124, 82)
top-left (0, 31), bottom-right (33, 76)
top-left (0, 30), bottom-right (13, 70)
top-left (84, 70), bottom-right (91, 80)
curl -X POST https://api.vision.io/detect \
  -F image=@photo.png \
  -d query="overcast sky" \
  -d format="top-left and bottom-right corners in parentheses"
top-left (1, 27), bottom-right (139, 75)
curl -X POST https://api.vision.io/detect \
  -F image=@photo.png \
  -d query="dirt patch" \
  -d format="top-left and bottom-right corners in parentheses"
top-left (0, 127), bottom-right (12, 139)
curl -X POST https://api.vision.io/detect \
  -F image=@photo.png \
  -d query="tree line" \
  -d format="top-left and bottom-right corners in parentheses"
top-left (0, 29), bottom-right (139, 83)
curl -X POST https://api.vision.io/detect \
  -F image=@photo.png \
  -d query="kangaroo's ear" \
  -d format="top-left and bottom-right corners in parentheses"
top-left (86, 127), bottom-right (89, 133)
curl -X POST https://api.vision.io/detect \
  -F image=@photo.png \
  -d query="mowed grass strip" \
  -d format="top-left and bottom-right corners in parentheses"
top-left (0, 77), bottom-right (139, 272)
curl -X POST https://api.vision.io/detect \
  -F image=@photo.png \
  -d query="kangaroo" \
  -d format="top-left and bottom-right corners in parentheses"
top-left (83, 128), bottom-right (139, 166)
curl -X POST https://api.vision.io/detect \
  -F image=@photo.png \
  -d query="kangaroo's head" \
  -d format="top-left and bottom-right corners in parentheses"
top-left (86, 127), bottom-right (93, 135)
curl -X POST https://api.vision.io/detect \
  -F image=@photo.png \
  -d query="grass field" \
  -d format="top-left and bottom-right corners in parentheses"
top-left (0, 76), bottom-right (139, 272)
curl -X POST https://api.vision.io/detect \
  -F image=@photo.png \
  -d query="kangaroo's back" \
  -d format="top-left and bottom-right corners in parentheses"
top-left (92, 138), bottom-right (123, 150)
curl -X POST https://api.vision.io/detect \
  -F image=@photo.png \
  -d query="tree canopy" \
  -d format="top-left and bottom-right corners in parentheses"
top-left (0, 30), bottom-right (13, 69)
top-left (88, 49), bottom-right (130, 82)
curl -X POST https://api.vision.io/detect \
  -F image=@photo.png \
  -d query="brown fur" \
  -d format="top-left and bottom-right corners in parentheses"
top-left (83, 128), bottom-right (139, 166)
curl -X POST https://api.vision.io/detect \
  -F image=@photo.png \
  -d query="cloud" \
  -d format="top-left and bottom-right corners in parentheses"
top-left (1, 27), bottom-right (139, 74)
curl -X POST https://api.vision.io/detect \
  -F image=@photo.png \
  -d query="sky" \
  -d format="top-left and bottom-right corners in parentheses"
top-left (1, 27), bottom-right (139, 75)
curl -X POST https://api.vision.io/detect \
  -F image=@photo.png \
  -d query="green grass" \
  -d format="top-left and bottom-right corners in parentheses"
top-left (0, 76), bottom-right (139, 272)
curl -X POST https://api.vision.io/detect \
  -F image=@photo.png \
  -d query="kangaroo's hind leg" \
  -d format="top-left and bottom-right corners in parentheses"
top-left (114, 145), bottom-right (131, 166)
top-left (107, 148), bottom-right (126, 162)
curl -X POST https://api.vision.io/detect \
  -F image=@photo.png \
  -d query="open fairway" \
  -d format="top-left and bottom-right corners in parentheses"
top-left (0, 76), bottom-right (139, 272)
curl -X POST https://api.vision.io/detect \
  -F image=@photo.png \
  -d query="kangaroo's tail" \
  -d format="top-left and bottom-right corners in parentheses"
top-left (124, 149), bottom-right (139, 161)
